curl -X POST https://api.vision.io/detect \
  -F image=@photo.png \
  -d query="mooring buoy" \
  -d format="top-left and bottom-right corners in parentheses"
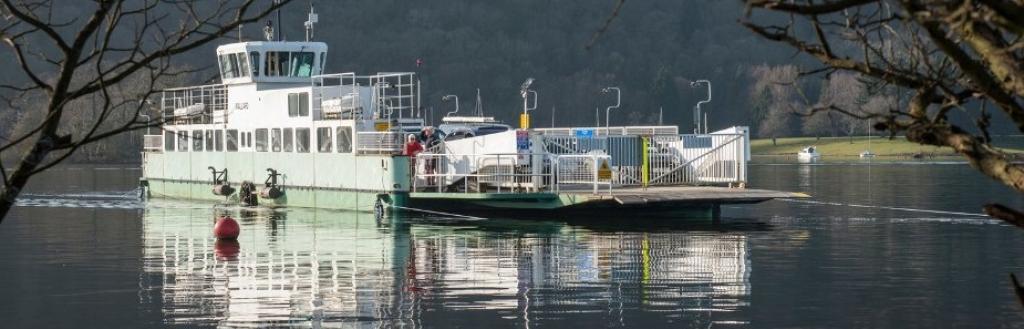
top-left (214, 215), bottom-right (240, 240)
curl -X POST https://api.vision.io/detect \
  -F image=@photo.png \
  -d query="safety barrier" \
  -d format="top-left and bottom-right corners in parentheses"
top-left (412, 153), bottom-right (613, 194)
top-left (356, 131), bottom-right (403, 154)
top-left (540, 131), bottom-right (747, 187)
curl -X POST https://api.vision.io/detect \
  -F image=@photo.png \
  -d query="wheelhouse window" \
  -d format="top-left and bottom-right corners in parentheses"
top-left (271, 128), bottom-right (282, 152)
top-left (288, 92), bottom-right (310, 117)
top-left (215, 130), bottom-right (224, 151)
top-left (250, 52), bottom-right (260, 77)
top-left (226, 129), bottom-right (238, 151)
top-left (219, 53), bottom-right (243, 79)
top-left (265, 51), bottom-right (288, 77)
top-left (283, 128), bottom-right (294, 152)
top-left (192, 130), bottom-right (203, 151)
top-left (255, 128), bottom-right (268, 152)
top-left (319, 52), bottom-right (327, 75)
top-left (205, 130), bottom-right (214, 151)
top-left (164, 131), bottom-right (175, 151)
top-left (295, 128), bottom-right (310, 153)
top-left (292, 52), bottom-right (315, 77)
top-left (264, 51), bottom-right (315, 77)
top-left (236, 53), bottom-right (250, 78)
top-left (336, 126), bottom-right (352, 153)
top-left (177, 132), bottom-right (188, 151)
top-left (317, 127), bottom-right (332, 153)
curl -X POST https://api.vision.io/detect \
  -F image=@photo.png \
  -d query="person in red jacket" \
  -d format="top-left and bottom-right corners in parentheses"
top-left (403, 133), bottom-right (423, 157)
top-left (404, 134), bottom-right (424, 188)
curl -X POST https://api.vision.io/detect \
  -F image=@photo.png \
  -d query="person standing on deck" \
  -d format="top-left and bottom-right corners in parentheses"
top-left (404, 134), bottom-right (423, 189)
top-left (419, 127), bottom-right (442, 187)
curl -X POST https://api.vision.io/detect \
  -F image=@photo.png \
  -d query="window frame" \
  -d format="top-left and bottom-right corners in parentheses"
top-left (295, 128), bottom-right (310, 153)
top-left (255, 128), bottom-right (269, 152)
top-left (164, 131), bottom-right (176, 152)
top-left (226, 129), bottom-right (239, 151)
top-left (336, 126), bottom-right (353, 153)
top-left (283, 128), bottom-right (294, 152)
top-left (271, 128), bottom-right (282, 152)
top-left (192, 130), bottom-right (203, 151)
top-left (317, 127), bottom-right (333, 153)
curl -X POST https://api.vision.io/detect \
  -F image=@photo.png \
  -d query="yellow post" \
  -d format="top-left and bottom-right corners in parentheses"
top-left (519, 113), bottom-right (530, 129)
top-left (641, 136), bottom-right (650, 187)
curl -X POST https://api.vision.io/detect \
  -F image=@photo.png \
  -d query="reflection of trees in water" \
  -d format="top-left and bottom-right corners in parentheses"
top-left (139, 207), bottom-right (752, 327)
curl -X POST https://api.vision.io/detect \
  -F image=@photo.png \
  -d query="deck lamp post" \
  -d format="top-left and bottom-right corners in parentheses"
top-left (602, 87), bottom-right (620, 136)
top-left (691, 79), bottom-right (711, 134)
top-left (442, 94), bottom-right (459, 117)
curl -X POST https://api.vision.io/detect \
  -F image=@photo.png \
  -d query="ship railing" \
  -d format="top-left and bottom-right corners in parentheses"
top-left (355, 131), bottom-right (403, 154)
top-left (540, 130), bottom-right (748, 187)
top-left (160, 84), bottom-right (228, 125)
top-left (312, 72), bottom-right (420, 121)
top-left (534, 126), bottom-right (679, 137)
top-left (143, 134), bottom-right (163, 152)
top-left (552, 154), bottom-right (613, 194)
top-left (411, 152), bottom-right (612, 195)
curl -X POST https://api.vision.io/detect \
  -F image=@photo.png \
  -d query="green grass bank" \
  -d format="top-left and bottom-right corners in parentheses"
top-left (751, 136), bottom-right (1024, 156)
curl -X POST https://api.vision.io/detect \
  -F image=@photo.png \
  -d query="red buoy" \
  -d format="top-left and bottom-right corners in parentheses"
top-left (214, 215), bottom-right (240, 240)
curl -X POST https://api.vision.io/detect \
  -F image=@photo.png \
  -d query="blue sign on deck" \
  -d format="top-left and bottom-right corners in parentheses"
top-left (574, 129), bottom-right (595, 139)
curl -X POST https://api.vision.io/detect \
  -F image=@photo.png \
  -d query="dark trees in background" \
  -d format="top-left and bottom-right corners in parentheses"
top-left (741, 0), bottom-right (1024, 222)
top-left (0, 0), bottom-right (291, 223)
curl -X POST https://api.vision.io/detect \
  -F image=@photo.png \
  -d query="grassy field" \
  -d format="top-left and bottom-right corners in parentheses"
top-left (751, 136), bottom-right (1024, 156)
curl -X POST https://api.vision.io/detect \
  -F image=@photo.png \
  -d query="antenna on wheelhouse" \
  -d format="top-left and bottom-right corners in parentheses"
top-left (274, 0), bottom-right (283, 41)
top-left (304, 2), bottom-right (318, 41)
top-left (473, 88), bottom-right (483, 116)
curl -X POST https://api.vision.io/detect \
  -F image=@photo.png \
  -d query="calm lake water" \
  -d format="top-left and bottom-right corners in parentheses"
top-left (2, 161), bottom-right (1024, 328)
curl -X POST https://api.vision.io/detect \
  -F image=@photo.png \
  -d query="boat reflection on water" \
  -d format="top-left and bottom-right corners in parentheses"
top-left (139, 206), bottom-right (754, 327)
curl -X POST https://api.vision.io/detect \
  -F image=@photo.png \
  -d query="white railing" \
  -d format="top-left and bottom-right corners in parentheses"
top-left (411, 152), bottom-right (613, 194)
top-left (553, 154), bottom-right (613, 194)
top-left (161, 84), bottom-right (228, 124)
top-left (534, 126), bottom-right (679, 136)
top-left (540, 131), bottom-right (748, 187)
top-left (413, 153), bottom-right (553, 193)
top-left (311, 72), bottom-right (420, 121)
top-left (143, 135), bottom-right (163, 152)
top-left (356, 131), bottom-right (403, 154)
top-left (647, 134), bottom-right (746, 185)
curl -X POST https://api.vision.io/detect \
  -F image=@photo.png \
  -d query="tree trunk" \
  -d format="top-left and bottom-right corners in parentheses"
top-left (772, 137), bottom-right (777, 146)
top-left (0, 136), bottom-right (56, 223)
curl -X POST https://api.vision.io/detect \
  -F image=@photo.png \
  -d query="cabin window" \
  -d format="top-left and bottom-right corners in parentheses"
top-left (236, 53), bottom-right (249, 78)
top-left (250, 52), bottom-right (260, 77)
top-left (247, 132), bottom-right (253, 148)
top-left (205, 130), bottom-right (214, 151)
top-left (336, 126), bottom-right (352, 153)
top-left (283, 128), bottom-right (294, 152)
top-left (317, 127), bottom-right (332, 153)
top-left (271, 128), bottom-right (282, 152)
top-left (164, 131), bottom-right (175, 151)
top-left (192, 130), bottom-right (203, 151)
top-left (226, 129), bottom-right (238, 151)
top-left (295, 128), bottom-right (310, 153)
top-left (177, 132), bottom-right (188, 151)
top-left (255, 128), bottom-right (268, 152)
top-left (292, 52), bottom-right (315, 77)
top-left (220, 53), bottom-right (244, 79)
top-left (319, 52), bottom-right (327, 75)
top-left (265, 51), bottom-right (289, 77)
top-left (288, 92), bottom-right (310, 117)
top-left (215, 130), bottom-right (224, 151)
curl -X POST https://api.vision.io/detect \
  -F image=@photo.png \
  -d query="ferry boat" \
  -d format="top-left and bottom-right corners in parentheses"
top-left (140, 22), bottom-right (804, 218)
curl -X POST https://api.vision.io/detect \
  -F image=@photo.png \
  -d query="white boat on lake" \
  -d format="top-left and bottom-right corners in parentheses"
top-left (797, 146), bottom-right (821, 163)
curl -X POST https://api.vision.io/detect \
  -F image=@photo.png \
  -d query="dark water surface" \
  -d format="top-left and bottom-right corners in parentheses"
top-left (2, 163), bottom-right (1024, 328)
